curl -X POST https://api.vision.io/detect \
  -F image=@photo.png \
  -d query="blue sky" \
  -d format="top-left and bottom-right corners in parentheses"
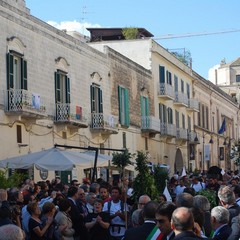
top-left (26, 0), bottom-right (240, 79)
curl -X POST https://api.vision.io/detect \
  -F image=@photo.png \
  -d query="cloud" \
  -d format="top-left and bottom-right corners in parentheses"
top-left (47, 20), bottom-right (101, 36)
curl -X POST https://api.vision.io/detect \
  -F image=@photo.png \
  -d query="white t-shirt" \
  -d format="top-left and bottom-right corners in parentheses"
top-left (191, 181), bottom-right (206, 192)
top-left (103, 200), bottom-right (128, 237)
top-left (174, 185), bottom-right (186, 196)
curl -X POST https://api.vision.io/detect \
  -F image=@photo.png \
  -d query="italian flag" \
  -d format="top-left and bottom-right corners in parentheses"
top-left (146, 226), bottom-right (164, 240)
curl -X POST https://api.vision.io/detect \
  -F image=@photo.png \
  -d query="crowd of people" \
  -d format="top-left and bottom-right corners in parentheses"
top-left (0, 170), bottom-right (240, 240)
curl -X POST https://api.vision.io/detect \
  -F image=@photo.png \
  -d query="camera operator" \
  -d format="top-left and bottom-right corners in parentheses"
top-left (7, 188), bottom-right (24, 228)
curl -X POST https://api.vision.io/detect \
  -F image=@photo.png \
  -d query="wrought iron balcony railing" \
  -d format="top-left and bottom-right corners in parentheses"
top-left (141, 116), bottom-right (161, 133)
top-left (160, 123), bottom-right (176, 137)
top-left (174, 92), bottom-right (188, 106)
top-left (91, 113), bottom-right (118, 133)
top-left (5, 89), bottom-right (47, 116)
top-left (187, 99), bottom-right (200, 112)
top-left (158, 83), bottom-right (175, 100)
top-left (55, 103), bottom-right (89, 127)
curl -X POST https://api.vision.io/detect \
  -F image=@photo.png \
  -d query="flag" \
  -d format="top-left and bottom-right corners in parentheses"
top-left (181, 166), bottom-right (187, 177)
top-left (218, 118), bottom-right (226, 134)
top-left (163, 180), bottom-right (172, 202)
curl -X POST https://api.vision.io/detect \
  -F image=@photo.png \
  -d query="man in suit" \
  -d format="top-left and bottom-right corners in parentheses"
top-left (67, 186), bottom-right (88, 240)
top-left (155, 202), bottom-right (177, 240)
top-left (171, 207), bottom-right (203, 240)
top-left (211, 206), bottom-right (232, 240)
top-left (123, 201), bottom-right (159, 240)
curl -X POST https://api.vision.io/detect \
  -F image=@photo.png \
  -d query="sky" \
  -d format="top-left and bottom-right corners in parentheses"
top-left (25, 0), bottom-right (240, 79)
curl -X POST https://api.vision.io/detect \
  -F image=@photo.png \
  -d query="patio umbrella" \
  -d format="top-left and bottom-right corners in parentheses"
top-left (0, 148), bottom-right (106, 171)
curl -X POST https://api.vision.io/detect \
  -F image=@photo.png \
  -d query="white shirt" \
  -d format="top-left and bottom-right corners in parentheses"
top-left (191, 181), bottom-right (205, 192)
top-left (174, 185), bottom-right (186, 196)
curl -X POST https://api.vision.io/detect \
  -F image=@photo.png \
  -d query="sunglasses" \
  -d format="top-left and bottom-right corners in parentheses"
top-left (156, 219), bottom-right (166, 224)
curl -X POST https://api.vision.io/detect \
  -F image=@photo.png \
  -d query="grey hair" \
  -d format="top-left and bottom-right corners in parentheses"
top-left (131, 209), bottom-right (142, 227)
top-left (211, 206), bottom-right (229, 224)
top-left (176, 193), bottom-right (193, 208)
top-left (218, 186), bottom-right (235, 204)
top-left (193, 195), bottom-right (210, 211)
top-left (0, 224), bottom-right (25, 240)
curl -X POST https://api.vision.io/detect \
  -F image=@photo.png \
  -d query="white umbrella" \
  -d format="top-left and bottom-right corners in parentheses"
top-left (83, 151), bottom-right (112, 167)
top-left (0, 148), bottom-right (103, 171)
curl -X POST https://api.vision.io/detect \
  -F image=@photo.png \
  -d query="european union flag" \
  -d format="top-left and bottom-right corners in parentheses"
top-left (218, 118), bottom-right (226, 134)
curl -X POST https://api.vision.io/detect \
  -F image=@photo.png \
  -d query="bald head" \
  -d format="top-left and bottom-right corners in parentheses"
top-left (171, 207), bottom-right (194, 232)
top-left (138, 195), bottom-right (151, 209)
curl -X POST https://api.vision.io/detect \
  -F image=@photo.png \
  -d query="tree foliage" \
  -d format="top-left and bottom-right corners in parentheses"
top-left (122, 27), bottom-right (139, 40)
top-left (112, 151), bottom-right (133, 178)
top-left (0, 169), bottom-right (26, 189)
top-left (171, 49), bottom-right (192, 67)
top-left (153, 166), bottom-right (169, 194)
top-left (132, 151), bottom-right (158, 202)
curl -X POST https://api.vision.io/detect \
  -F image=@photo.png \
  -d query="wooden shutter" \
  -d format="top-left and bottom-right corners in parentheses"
top-left (159, 66), bottom-right (165, 83)
top-left (55, 72), bottom-right (61, 103)
top-left (65, 76), bottom-right (70, 104)
top-left (90, 85), bottom-right (95, 113)
top-left (125, 88), bottom-right (130, 126)
top-left (7, 53), bottom-right (14, 89)
top-left (98, 88), bottom-right (103, 113)
top-left (21, 58), bottom-right (27, 90)
top-left (118, 86), bottom-right (123, 124)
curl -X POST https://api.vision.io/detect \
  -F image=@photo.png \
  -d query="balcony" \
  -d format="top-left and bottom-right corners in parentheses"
top-left (160, 123), bottom-right (176, 138)
top-left (4, 89), bottom-right (47, 118)
top-left (176, 128), bottom-right (188, 141)
top-left (55, 104), bottom-right (89, 128)
top-left (141, 116), bottom-right (161, 134)
top-left (158, 83), bottom-right (175, 100)
top-left (174, 92), bottom-right (188, 107)
top-left (187, 99), bottom-right (199, 112)
top-left (188, 131), bottom-right (199, 144)
top-left (91, 113), bottom-right (118, 134)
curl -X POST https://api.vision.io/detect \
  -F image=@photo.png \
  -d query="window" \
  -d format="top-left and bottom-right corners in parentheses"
top-left (55, 70), bottom-right (70, 104)
top-left (186, 83), bottom-right (190, 99)
top-left (159, 66), bottom-right (165, 83)
top-left (118, 86), bottom-right (129, 126)
top-left (16, 125), bottom-right (22, 143)
top-left (174, 75), bottom-right (178, 92)
top-left (159, 104), bottom-right (167, 123)
top-left (90, 84), bottom-right (102, 114)
top-left (188, 115), bottom-right (191, 131)
top-left (140, 96), bottom-right (149, 117)
top-left (167, 108), bottom-right (173, 124)
top-left (182, 114), bottom-right (185, 129)
top-left (122, 132), bottom-right (126, 148)
top-left (181, 79), bottom-right (184, 93)
top-left (166, 70), bottom-right (172, 85)
top-left (175, 110), bottom-right (179, 128)
top-left (7, 52), bottom-right (27, 90)
top-left (236, 75), bottom-right (240, 82)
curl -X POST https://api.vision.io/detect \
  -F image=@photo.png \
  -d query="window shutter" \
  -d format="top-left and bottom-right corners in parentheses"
top-left (55, 72), bottom-right (61, 103)
top-left (7, 53), bottom-right (14, 89)
top-left (99, 88), bottom-right (103, 113)
top-left (125, 88), bottom-right (130, 126)
top-left (65, 76), bottom-right (70, 103)
top-left (118, 86), bottom-right (123, 124)
top-left (21, 58), bottom-right (27, 90)
top-left (140, 96), bottom-right (144, 116)
top-left (146, 97), bottom-right (150, 116)
top-left (90, 85), bottom-right (95, 113)
top-left (159, 66), bottom-right (165, 83)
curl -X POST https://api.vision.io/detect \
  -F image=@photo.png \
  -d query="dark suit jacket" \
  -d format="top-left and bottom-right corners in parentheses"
top-left (173, 231), bottom-right (203, 240)
top-left (124, 222), bottom-right (156, 240)
top-left (212, 224), bottom-right (232, 240)
top-left (227, 216), bottom-right (239, 240)
top-left (68, 198), bottom-right (89, 240)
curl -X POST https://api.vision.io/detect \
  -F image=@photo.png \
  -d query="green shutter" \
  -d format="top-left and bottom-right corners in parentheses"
top-left (7, 53), bottom-right (14, 89)
top-left (140, 96), bottom-right (144, 116)
top-left (159, 66), bottom-right (165, 83)
top-left (21, 58), bottom-right (27, 90)
top-left (99, 88), bottom-right (103, 113)
top-left (125, 88), bottom-right (130, 127)
top-left (146, 97), bottom-right (150, 116)
top-left (118, 86), bottom-right (123, 124)
top-left (90, 85), bottom-right (95, 113)
top-left (55, 72), bottom-right (61, 103)
top-left (65, 76), bottom-right (70, 103)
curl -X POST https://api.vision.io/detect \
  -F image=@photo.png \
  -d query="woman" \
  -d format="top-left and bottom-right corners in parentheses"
top-left (55, 198), bottom-right (75, 240)
top-left (27, 202), bottom-right (53, 240)
top-left (85, 199), bottom-right (110, 240)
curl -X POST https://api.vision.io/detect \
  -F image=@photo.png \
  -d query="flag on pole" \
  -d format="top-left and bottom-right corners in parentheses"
top-left (218, 118), bottom-right (226, 134)
top-left (181, 166), bottom-right (187, 177)
top-left (163, 180), bottom-right (172, 202)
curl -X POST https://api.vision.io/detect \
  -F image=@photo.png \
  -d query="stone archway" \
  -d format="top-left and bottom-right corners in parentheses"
top-left (174, 148), bottom-right (183, 174)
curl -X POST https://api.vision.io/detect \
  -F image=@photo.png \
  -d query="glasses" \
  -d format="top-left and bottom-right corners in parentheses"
top-left (79, 193), bottom-right (85, 196)
top-left (138, 202), bottom-right (146, 206)
top-left (156, 219), bottom-right (166, 224)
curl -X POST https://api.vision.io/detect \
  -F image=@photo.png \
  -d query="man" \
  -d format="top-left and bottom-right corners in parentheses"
top-left (67, 186), bottom-right (88, 240)
top-left (175, 192), bottom-right (193, 208)
top-left (218, 185), bottom-right (240, 224)
top-left (138, 194), bottom-right (151, 209)
top-left (99, 185), bottom-right (111, 203)
top-left (232, 185), bottom-right (240, 206)
top-left (171, 207), bottom-right (203, 240)
top-left (211, 206), bottom-right (232, 240)
top-left (0, 224), bottom-right (25, 240)
top-left (155, 202), bottom-right (177, 240)
top-left (103, 186), bottom-right (128, 239)
top-left (124, 201), bottom-right (160, 240)
top-left (85, 192), bottom-right (96, 213)
top-left (190, 176), bottom-right (205, 192)
top-left (174, 178), bottom-right (186, 196)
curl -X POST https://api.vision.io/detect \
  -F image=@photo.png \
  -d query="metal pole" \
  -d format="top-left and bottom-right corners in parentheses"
top-left (202, 135), bottom-right (205, 173)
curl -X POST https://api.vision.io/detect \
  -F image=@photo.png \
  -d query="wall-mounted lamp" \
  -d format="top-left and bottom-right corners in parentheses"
top-left (209, 138), bottom-right (214, 144)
